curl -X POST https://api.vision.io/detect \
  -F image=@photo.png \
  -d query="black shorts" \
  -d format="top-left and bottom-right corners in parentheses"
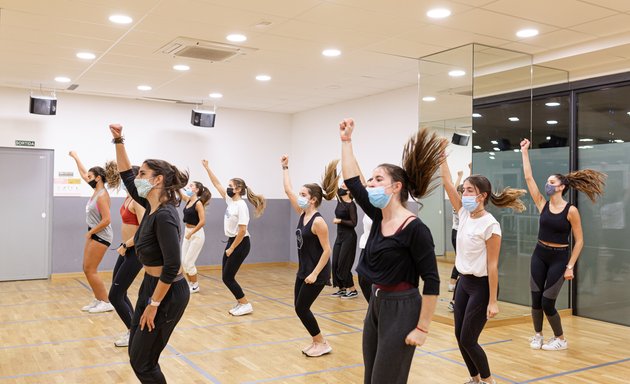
top-left (87, 227), bottom-right (111, 247)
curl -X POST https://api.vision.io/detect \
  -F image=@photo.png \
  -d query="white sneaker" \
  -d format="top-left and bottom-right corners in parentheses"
top-left (463, 379), bottom-right (477, 384)
top-left (448, 283), bottom-right (456, 292)
top-left (88, 300), bottom-right (115, 313)
top-left (190, 283), bottom-right (200, 293)
top-left (81, 298), bottom-right (99, 311)
top-left (529, 334), bottom-right (544, 349)
top-left (542, 337), bottom-right (568, 351)
top-left (304, 340), bottom-right (332, 357)
top-left (231, 302), bottom-right (253, 316)
top-left (114, 331), bottom-right (130, 347)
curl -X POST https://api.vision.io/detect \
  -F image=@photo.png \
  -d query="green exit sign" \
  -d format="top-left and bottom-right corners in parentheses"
top-left (15, 140), bottom-right (35, 147)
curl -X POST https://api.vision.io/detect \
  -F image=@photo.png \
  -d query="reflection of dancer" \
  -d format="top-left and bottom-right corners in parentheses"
top-left (448, 170), bottom-right (465, 313)
top-left (520, 138), bottom-right (606, 351)
top-left (69, 151), bottom-right (119, 313)
top-left (202, 160), bottom-right (266, 316)
top-left (441, 148), bottom-right (526, 384)
top-left (281, 155), bottom-right (336, 357)
top-left (340, 119), bottom-right (442, 384)
top-left (179, 181), bottom-right (211, 293)
top-left (331, 183), bottom-right (359, 299)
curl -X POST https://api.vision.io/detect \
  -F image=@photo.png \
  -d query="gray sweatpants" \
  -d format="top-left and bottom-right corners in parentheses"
top-left (363, 286), bottom-right (422, 384)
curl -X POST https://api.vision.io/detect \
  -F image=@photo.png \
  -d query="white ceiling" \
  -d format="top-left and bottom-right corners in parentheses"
top-left (2, 0), bottom-right (630, 114)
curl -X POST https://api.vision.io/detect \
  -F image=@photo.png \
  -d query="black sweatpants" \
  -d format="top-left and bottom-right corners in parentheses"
top-left (129, 274), bottom-right (190, 383)
top-left (454, 275), bottom-right (491, 379)
top-left (363, 287), bottom-right (421, 384)
top-left (222, 236), bottom-right (251, 300)
top-left (530, 242), bottom-right (569, 336)
top-left (294, 277), bottom-right (325, 336)
top-left (332, 229), bottom-right (358, 289)
top-left (109, 247), bottom-right (143, 329)
top-left (450, 229), bottom-right (459, 280)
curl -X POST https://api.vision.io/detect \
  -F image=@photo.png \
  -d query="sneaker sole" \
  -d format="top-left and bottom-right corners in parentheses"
top-left (231, 310), bottom-right (253, 316)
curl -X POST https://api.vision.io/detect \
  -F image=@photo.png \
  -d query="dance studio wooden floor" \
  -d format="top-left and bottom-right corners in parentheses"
top-left (1, 263), bottom-right (629, 383)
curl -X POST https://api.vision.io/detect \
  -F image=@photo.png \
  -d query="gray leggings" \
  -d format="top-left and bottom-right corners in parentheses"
top-left (363, 286), bottom-right (421, 384)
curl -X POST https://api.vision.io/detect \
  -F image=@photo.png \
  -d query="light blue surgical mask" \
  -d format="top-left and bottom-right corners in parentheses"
top-left (366, 186), bottom-right (393, 209)
top-left (134, 178), bottom-right (155, 198)
top-left (462, 195), bottom-right (480, 212)
top-left (184, 188), bottom-right (194, 197)
top-left (297, 196), bottom-right (310, 209)
top-left (544, 183), bottom-right (557, 196)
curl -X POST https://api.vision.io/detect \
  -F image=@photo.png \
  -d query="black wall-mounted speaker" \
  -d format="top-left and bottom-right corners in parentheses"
top-left (191, 110), bottom-right (216, 127)
top-left (451, 133), bottom-right (470, 146)
top-left (29, 96), bottom-right (57, 115)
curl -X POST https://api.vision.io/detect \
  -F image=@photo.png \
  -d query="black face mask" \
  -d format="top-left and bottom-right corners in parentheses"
top-left (88, 179), bottom-right (98, 189)
top-left (226, 187), bottom-right (235, 198)
top-left (338, 188), bottom-right (348, 197)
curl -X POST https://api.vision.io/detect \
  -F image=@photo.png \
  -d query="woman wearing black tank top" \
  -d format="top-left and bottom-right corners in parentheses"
top-left (281, 154), bottom-right (337, 358)
top-left (521, 138), bottom-right (606, 351)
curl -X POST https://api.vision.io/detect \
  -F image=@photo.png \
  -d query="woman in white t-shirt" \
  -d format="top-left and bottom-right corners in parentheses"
top-left (440, 153), bottom-right (526, 384)
top-left (203, 160), bottom-right (266, 316)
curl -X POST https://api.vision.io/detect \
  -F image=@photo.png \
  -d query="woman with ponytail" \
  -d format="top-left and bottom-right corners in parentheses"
top-left (179, 181), bottom-right (211, 293)
top-left (441, 147), bottom-right (526, 384)
top-left (69, 151), bottom-right (119, 313)
top-left (109, 124), bottom-right (190, 383)
top-left (339, 118), bottom-right (442, 384)
top-left (202, 160), bottom-right (266, 316)
top-left (281, 154), bottom-right (336, 357)
top-left (520, 138), bottom-right (605, 352)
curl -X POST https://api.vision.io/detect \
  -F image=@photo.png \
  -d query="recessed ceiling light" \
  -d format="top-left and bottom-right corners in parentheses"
top-left (546, 102), bottom-right (560, 107)
top-left (137, 85), bottom-right (152, 91)
top-left (109, 14), bottom-right (133, 24)
top-left (491, 140), bottom-right (498, 145)
top-left (579, 138), bottom-right (594, 142)
top-left (472, 113), bottom-right (482, 118)
top-left (76, 52), bottom-right (96, 60)
top-left (493, 147), bottom-right (500, 151)
top-left (627, 111), bottom-right (630, 116)
top-left (513, 149), bottom-right (520, 152)
top-left (422, 96), bottom-right (436, 102)
top-left (472, 129), bottom-right (477, 133)
top-left (226, 34), bottom-right (247, 42)
top-left (546, 136), bottom-right (551, 140)
top-left (579, 145), bottom-right (594, 149)
top-left (614, 139), bottom-right (625, 143)
top-left (547, 120), bottom-right (558, 125)
top-left (449, 70), bottom-right (466, 77)
top-left (427, 8), bottom-right (451, 19)
top-left (322, 49), bottom-right (341, 57)
top-left (209, 92), bottom-right (223, 99)
top-left (489, 152), bottom-right (495, 156)
top-left (256, 74), bottom-right (271, 81)
top-left (508, 117), bottom-right (519, 122)
top-left (173, 64), bottom-right (190, 71)
top-left (516, 28), bottom-right (539, 38)
top-left (489, 156), bottom-right (495, 160)
top-left (55, 76), bottom-right (71, 83)
top-left (474, 145), bottom-right (481, 149)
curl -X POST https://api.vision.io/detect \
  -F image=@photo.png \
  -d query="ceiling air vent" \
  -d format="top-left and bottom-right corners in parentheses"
top-left (158, 37), bottom-right (256, 62)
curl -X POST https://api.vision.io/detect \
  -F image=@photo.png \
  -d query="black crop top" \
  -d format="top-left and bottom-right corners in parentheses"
top-left (334, 199), bottom-right (357, 233)
top-left (538, 201), bottom-right (572, 245)
top-left (345, 176), bottom-right (440, 295)
top-left (121, 169), bottom-right (182, 284)
top-left (296, 212), bottom-right (331, 285)
top-left (183, 199), bottom-right (201, 225)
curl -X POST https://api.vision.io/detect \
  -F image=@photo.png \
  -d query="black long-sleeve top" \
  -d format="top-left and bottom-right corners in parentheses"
top-left (345, 176), bottom-right (440, 295)
top-left (334, 198), bottom-right (357, 233)
top-left (121, 169), bottom-right (182, 284)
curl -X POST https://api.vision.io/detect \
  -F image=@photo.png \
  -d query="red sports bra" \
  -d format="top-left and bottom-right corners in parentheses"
top-left (120, 197), bottom-right (139, 226)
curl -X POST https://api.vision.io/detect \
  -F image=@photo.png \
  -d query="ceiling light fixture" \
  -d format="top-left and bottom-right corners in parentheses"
top-left (516, 28), bottom-right (539, 38)
top-left (173, 64), bottom-right (190, 71)
top-left (491, 140), bottom-right (498, 145)
top-left (579, 138), bottom-right (594, 142)
top-left (547, 120), bottom-right (558, 125)
top-left (422, 96), bottom-right (436, 102)
top-left (472, 113), bottom-right (482, 118)
top-left (137, 85), bottom-right (152, 91)
top-left (508, 117), bottom-right (519, 122)
top-left (209, 92), bottom-right (223, 99)
top-left (546, 101), bottom-right (560, 107)
top-left (226, 34), bottom-right (247, 42)
top-left (474, 145), bottom-right (481, 150)
top-left (76, 52), bottom-right (96, 60)
top-left (109, 14), bottom-right (133, 24)
top-left (427, 8), bottom-right (451, 19)
top-left (322, 49), bottom-right (341, 57)
top-left (256, 74), bottom-right (271, 81)
top-left (449, 70), bottom-right (466, 77)
top-left (55, 76), bottom-right (71, 83)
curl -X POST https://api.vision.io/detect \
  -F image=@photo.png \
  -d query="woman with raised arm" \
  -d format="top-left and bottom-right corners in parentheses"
top-left (69, 151), bottom-right (119, 314)
top-left (330, 182), bottom-right (359, 299)
top-left (110, 166), bottom-right (146, 347)
top-left (441, 149), bottom-right (526, 384)
top-left (202, 160), bottom-right (266, 316)
top-left (109, 124), bottom-right (190, 383)
top-left (281, 154), bottom-right (336, 357)
top-left (339, 118), bottom-right (442, 384)
top-left (178, 181), bottom-right (211, 293)
top-left (520, 138), bottom-right (605, 351)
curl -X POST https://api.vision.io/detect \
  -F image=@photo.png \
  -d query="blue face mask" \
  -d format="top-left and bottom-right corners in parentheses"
top-left (184, 188), bottom-right (194, 197)
top-left (462, 195), bottom-right (480, 212)
top-left (544, 183), bottom-right (557, 196)
top-left (134, 178), bottom-right (155, 198)
top-left (366, 186), bottom-right (393, 209)
top-left (297, 196), bottom-right (310, 209)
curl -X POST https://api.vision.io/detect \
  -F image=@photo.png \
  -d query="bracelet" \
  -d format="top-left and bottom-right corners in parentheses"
top-left (282, 166), bottom-right (288, 170)
top-left (566, 265), bottom-right (573, 270)
top-left (111, 136), bottom-right (125, 144)
top-left (416, 326), bottom-right (428, 334)
top-left (120, 242), bottom-right (127, 249)
top-left (341, 138), bottom-right (352, 142)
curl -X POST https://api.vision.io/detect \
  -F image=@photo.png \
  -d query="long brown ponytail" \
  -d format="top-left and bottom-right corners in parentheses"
top-left (466, 175), bottom-right (527, 212)
top-left (555, 169), bottom-right (606, 203)
top-left (232, 178), bottom-right (266, 218)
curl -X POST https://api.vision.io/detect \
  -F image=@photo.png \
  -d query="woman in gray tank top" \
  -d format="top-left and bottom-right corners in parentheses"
top-left (69, 151), bottom-right (119, 314)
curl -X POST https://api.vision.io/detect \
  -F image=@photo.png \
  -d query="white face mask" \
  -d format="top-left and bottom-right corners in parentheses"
top-left (134, 178), bottom-right (155, 198)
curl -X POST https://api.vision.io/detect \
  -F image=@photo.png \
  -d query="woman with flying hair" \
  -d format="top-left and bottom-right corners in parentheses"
top-left (281, 154), bottom-right (337, 357)
top-left (69, 151), bottom-right (120, 314)
top-left (202, 160), bottom-right (266, 316)
top-left (339, 118), bottom-right (443, 384)
top-left (441, 146), bottom-right (527, 384)
top-left (520, 138), bottom-right (606, 352)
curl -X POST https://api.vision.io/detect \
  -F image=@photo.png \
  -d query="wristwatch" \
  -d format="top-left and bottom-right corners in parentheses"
top-left (566, 265), bottom-right (574, 270)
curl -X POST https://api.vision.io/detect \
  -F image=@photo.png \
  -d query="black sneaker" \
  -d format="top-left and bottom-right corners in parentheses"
top-left (341, 290), bottom-right (358, 299)
top-left (331, 289), bottom-right (347, 297)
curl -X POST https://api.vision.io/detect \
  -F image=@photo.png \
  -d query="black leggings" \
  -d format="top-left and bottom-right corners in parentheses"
top-left (454, 275), bottom-right (491, 379)
top-left (109, 247), bottom-right (143, 329)
top-left (450, 229), bottom-right (459, 280)
top-left (222, 236), bottom-right (251, 300)
top-left (530, 242), bottom-right (569, 336)
top-left (332, 229), bottom-right (358, 289)
top-left (294, 277), bottom-right (325, 336)
top-left (129, 274), bottom-right (189, 383)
